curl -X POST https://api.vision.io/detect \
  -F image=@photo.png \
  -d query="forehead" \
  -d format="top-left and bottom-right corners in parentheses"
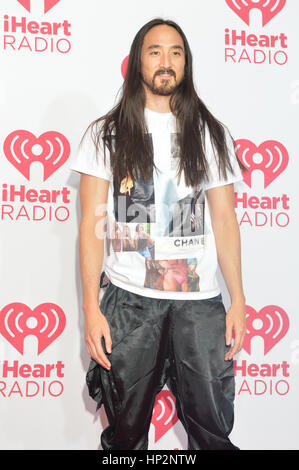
top-left (142, 24), bottom-right (184, 49)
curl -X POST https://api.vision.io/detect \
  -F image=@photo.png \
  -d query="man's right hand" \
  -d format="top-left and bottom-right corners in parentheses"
top-left (84, 309), bottom-right (112, 370)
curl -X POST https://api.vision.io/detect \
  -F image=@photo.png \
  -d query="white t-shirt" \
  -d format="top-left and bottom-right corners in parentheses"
top-left (69, 107), bottom-right (243, 299)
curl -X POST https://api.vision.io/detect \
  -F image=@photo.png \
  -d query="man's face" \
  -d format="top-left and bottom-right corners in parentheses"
top-left (140, 25), bottom-right (185, 96)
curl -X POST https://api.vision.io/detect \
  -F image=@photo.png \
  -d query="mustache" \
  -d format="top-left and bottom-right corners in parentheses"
top-left (154, 69), bottom-right (176, 78)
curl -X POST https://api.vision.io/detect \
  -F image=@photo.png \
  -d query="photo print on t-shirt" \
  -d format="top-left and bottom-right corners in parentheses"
top-left (170, 133), bottom-right (180, 170)
top-left (112, 134), bottom-right (156, 224)
top-left (144, 258), bottom-right (200, 292)
top-left (168, 188), bottom-right (205, 237)
top-left (107, 221), bottom-right (155, 259)
top-left (168, 134), bottom-right (205, 237)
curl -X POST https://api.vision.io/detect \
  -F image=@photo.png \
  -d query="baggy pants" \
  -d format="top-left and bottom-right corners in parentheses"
top-left (86, 282), bottom-right (239, 450)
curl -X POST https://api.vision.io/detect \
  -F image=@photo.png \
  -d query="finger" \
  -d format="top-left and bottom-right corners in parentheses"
top-left (233, 330), bottom-right (244, 353)
top-left (93, 338), bottom-right (111, 369)
top-left (225, 336), bottom-right (242, 360)
top-left (89, 341), bottom-right (110, 370)
top-left (225, 322), bottom-right (233, 346)
top-left (88, 342), bottom-right (106, 368)
top-left (236, 335), bottom-right (245, 354)
top-left (224, 343), bottom-right (234, 360)
top-left (225, 343), bottom-right (238, 360)
top-left (238, 332), bottom-right (246, 351)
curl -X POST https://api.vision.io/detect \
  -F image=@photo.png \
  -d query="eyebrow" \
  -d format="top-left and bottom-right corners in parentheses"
top-left (147, 44), bottom-right (184, 51)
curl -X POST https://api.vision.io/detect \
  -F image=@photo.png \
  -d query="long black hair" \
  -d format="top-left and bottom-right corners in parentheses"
top-left (85, 18), bottom-right (246, 187)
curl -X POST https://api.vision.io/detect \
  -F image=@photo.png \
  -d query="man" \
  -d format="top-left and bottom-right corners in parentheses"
top-left (70, 18), bottom-right (246, 450)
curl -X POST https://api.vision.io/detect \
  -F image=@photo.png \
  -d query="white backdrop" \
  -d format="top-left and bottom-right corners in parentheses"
top-left (0, 0), bottom-right (298, 450)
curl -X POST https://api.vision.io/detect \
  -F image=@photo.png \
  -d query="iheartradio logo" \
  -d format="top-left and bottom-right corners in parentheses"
top-left (151, 390), bottom-right (178, 442)
top-left (226, 0), bottom-right (286, 27)
top-left (235, 139), bottom-right (288, 188)
top-left (0, 302), bottom-right (66, 355)
top-left (17, 0), bottom-right (61, 14)
top-left (243, 305), bottom-right (289, 355)
top-left (4, 130), bottom-right (70, 181)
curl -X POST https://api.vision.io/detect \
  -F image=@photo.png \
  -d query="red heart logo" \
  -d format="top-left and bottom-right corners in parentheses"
top-left (3, 130), bottom-right (70, 181)
top-left (0, 302), bottom-right (66, 355)
top-left (17, 0), bottom-right (61, 14)
top-left (226, 0), bottom-right (286, 27)
top-left (235, 139), bottom-right (288, 188)
top-left (243, 305), bottom-right (289, 355)
top-left (17, 0), bottom-right (31, 11)
top-left (44, 0), bottom-right (61, 13)
top-left (151, 390), bottom-right (178, 442)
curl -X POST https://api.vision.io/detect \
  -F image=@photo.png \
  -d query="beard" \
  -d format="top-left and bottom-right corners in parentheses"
top-left (141, 69), bottom-right (181, 96)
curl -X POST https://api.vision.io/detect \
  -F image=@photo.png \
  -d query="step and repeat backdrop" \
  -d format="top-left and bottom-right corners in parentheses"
top-left (0, 0), bottom-right (298, 450)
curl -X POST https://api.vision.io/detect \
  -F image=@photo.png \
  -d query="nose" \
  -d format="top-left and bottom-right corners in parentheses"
top-left (159, 50), bottom-right (172, 69)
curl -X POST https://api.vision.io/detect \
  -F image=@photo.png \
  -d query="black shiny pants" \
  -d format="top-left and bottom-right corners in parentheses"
top-left (86, 282), bottom-right (239, 450)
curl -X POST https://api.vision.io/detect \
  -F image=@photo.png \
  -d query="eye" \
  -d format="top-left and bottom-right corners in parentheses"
top-left (150, 51), bottom-right (160, 55)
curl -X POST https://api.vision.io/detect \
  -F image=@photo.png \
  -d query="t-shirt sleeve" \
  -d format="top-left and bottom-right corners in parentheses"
top-left (202, 123), bottom-right (244, 191)
top-left (69, 124), bottom-right (113, 182)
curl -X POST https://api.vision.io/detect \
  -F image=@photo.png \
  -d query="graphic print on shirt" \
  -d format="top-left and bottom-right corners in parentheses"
top-left (107, 132), bottom-right (205, 293)
top-left (146, 133), bottom-right (205, 291)
top-left (112, 134), bottom-right (155, 224)
top-left (144, 258), bottom-right (200, 292)
top-left (168, 188), bottom-right (205, 237)
top-left (170, 132), bottom-right (180, 170)
top-left (106, 221), bottom-right (155, 260)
